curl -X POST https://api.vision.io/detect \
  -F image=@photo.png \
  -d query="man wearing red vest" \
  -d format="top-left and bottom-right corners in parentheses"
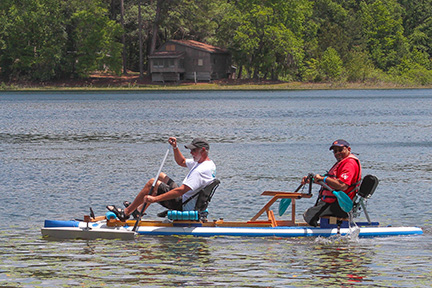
top-left (303, 139), bottom-right (362, 226)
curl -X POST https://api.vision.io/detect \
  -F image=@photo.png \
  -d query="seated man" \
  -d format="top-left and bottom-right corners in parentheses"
top-left (108, 137), bottom-right (216, 221)
top-left (302, 139), bottom-right (362, 226)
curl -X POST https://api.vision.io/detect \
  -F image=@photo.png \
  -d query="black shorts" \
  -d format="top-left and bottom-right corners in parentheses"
top-left (303, 200), bottom-right (348, 227)
top-left (156, 177), bottom-right (182, 211)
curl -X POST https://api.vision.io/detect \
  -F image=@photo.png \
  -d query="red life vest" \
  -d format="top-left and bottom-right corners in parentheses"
top-left (320, 154), bottom-right (362, 203)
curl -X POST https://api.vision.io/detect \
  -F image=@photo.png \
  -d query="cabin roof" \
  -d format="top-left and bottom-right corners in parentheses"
top-left (148, 51), bottom-right (185, 59)
top-left (168, 40), bottom-right (229, 54)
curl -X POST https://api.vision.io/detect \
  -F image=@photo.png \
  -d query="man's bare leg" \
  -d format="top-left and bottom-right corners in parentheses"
top-left (124, 173), bottom-right (167, 216)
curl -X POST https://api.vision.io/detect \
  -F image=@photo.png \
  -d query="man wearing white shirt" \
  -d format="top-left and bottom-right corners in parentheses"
top-left (111, 137), bottom-right (216, 221)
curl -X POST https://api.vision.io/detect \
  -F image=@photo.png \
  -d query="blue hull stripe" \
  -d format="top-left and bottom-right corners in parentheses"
top-left (42, 220), bottom-right (423, 238)
top-left (135, 229), bottom-right (423, 238)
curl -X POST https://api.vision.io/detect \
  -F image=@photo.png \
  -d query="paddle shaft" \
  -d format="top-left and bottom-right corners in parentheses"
top-left (318, 180), bottom-right (353, 212)
top-left (318, 181), bottom-right (342, 197)
top-left (132, 148), bottom-right (170, 232)
top-left (308, 173), bottom-right (314, 194)
top-left (294, 183), bottom-right (304, 193)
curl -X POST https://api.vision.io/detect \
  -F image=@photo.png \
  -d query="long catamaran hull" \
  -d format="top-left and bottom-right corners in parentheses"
top-left (41, 219), bottom-right (423, 240)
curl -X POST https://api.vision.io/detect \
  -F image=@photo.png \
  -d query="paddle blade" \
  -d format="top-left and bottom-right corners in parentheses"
top-left (278, 198), bottom-right (292, 216)
top-left (332, 191), bottom-right (353, 212)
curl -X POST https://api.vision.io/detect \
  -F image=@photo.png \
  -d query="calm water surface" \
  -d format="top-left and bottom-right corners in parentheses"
top-left (1, 90), bottom-right (431, 287)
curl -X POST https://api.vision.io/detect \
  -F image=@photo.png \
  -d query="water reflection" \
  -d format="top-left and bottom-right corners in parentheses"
top-left (0, 229), bottom-right (431, 287)
top-left (143, 235), bottom-right (212, 261)
top-left (1, 90), bottom-right (432, 287)
top-left (306, 243), bottom-right (373, 286)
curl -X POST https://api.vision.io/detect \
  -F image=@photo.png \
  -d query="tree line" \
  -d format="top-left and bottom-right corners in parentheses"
top-left (1, 0), bottom-right (431, 84)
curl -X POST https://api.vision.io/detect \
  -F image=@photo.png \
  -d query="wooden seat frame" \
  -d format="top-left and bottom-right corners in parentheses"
top-left (249, 191), bottom-right (313, 227)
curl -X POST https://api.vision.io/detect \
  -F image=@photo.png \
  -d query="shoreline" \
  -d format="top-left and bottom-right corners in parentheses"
top-left (2, 73), bottom-right (432, 91)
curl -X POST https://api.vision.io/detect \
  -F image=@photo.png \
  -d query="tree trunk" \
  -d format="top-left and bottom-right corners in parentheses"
top-left (120, 0), bottom-right (127, 75)
top-left (237, 66), bottom-right (243, 79)
top-left (150, 0), bottom-right (163, 55)
top-left (138, 0), bottom-right (144, 79)
top-left (253, 69), bottom-right (259, 79)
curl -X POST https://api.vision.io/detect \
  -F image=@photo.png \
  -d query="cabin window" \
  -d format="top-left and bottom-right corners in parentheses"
top-left (168, 59), bottom-right (175, 67)
top-left (166, 44), bottom-right (175, 51)
top-left (198, 59), bottom-right (203, 66)
top-left (153, 59), bottom-right (162, 68)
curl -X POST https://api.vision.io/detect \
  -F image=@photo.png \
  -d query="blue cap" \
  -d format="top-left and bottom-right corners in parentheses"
top-left (329, 139), bottom-right (350, 150)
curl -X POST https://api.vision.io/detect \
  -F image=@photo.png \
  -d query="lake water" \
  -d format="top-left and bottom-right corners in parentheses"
top-left (1, 89), bottom-right (431, 287)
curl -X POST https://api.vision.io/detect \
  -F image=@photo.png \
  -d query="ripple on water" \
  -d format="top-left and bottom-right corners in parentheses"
top-left (1, 90), bottom-right (431, 287)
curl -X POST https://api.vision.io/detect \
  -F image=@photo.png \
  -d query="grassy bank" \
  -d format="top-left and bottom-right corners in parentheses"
top-left (2, 73), bottom-right (432, 91)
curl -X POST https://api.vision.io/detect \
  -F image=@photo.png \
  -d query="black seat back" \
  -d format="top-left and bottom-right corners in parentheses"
top-left (194, 179), bottom-right (221, 211)
top-left (358, 175), bottom-right (379, 199)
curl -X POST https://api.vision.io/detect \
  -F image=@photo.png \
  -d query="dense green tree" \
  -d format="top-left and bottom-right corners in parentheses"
top-left (115, 0), bottom-right (151, 72)
top-left (320, 47), bottom-right (343, 80)
top-left (310, 0), bottom-right (369, 67)
top-left (399, 0), bottom-right (432, 58)
top-left (344, 48), bottom-right (376, 82)
top-left (312, 0), bottom-right (348, 58)
top-left (217, 0), bottom-right (311, 80)
top-left (302, 58), bottom-right (320, 82)
top-left (63, 0), bottom-right (122, 77)
top-left (0, 0), bottom-right (66, 81)
top-left (1, 0), bottom-right (432, 84)
top-left (0, 3), bottom-right (7, 53)
top-left (398, 0), bottom-right (432, 36)
top-left (0, 0), bottom-right (122, 80)
top-left (359, 0), bottom-right (409, 71)
top-left (161, 0), bottom-right (220, 42)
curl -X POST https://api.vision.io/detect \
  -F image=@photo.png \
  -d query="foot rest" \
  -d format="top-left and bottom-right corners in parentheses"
top-left (320, 216), bottom-right (349, 228)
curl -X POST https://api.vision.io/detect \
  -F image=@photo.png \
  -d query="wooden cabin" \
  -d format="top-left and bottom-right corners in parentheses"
top-left (148, 40), bottom-right (232, 82)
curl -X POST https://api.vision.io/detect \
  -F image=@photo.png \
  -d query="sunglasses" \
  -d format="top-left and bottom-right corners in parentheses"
top-left (191, 147), bottom-right (202, 153)
top-left (332, 147), bottom-right (345, 153)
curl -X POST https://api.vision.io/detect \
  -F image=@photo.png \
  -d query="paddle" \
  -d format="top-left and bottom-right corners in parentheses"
top-left (278, 183), bottom-right (303, 216)
top-left (278, 173), bottom-right (315, 216)
top-left (318, 181), bottom-right (353, 212)
top-left (132, 148), bottom-right (170, 232)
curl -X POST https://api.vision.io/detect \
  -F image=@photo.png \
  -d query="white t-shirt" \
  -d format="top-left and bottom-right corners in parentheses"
top-left (182, 159), bottom-right (216, 211)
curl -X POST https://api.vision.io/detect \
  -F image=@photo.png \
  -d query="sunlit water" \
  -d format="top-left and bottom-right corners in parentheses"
top-left (1, 90), bottom-right (431, 287)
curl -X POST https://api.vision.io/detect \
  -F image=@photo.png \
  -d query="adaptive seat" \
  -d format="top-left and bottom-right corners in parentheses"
top-left (166, 179), bottom-right (220, 221)
top-left (352, 174), bottom-right (379, 223)
top-left (193, 178), bottom-right (221, 212)
top-left (320, 175), bottom-right (379, 229)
